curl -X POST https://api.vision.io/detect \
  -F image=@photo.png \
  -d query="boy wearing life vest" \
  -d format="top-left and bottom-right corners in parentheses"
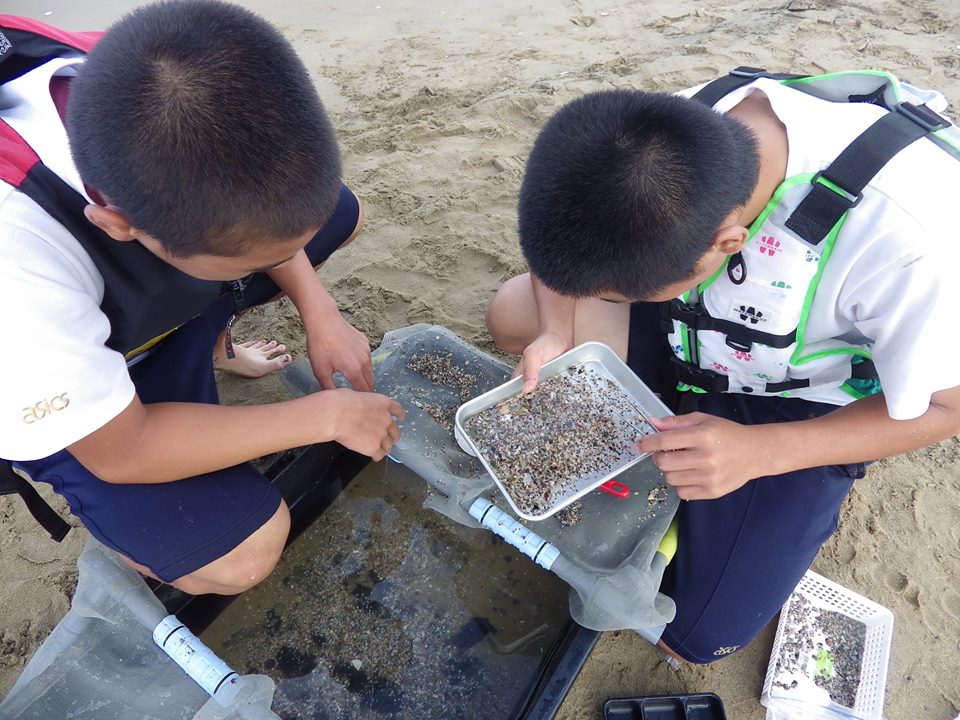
top-left (0, 1), bottom-right (403, 595)
top-left (486, 72), bottom-right (960, 663)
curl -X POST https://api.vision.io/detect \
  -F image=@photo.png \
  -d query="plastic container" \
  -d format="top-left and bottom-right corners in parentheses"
top-left (455, 341), bottom-right (670, 521)
top-left (603, 692), bottom-right (727, 719)
top-left (760, 570), bottom-right (894, 720)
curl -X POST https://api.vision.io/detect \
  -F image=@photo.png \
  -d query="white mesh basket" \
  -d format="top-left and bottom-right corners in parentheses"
top-left (761, 570), bottom-right (894, 720)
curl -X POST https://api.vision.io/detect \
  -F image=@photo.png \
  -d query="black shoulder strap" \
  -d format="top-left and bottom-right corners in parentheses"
top-left (785, 102), bottom-right (952, 244)
top-left (0, 461), bottom-right (70, 541)
top-left (691, 66), bottom-right (806, 107)
top-left (693, 66), bottom-right (954, 246)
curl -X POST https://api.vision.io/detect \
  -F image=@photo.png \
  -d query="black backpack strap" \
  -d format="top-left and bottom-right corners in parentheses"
top-left (669, 356), bottom-right (813, 395)
top-left (691, 66), bottom-right (806, 108)
top-left (785, 102), bottom-right (952, 244)
top-left (0, 461), bottom-right (70, 542)
top-left (663, 298), bottom-right (797, 349)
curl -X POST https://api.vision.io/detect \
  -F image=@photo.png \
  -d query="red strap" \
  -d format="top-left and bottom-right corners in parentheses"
top-left (0, 16), bottom-right (103, 188)
top-left (0, 120), bottom-right (39, 187)
top-left (0, 15), bottom-right (102, 52)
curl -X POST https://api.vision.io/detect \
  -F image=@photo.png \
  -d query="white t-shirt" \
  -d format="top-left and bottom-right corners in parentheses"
top-left (0, 58), bottom-right (135, 461)
top-left (686, 77), bottom-right (960, 420)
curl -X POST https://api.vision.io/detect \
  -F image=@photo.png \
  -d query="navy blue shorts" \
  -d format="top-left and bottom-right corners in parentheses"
top-left (627, 302), bottom-right (865, 663)
top-left (16, 186), bottom-right (360, 583)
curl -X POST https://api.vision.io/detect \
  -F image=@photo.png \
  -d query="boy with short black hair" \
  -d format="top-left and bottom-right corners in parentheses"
top-left (1, 0), bottom-right (403, 596)
top-left (487, 77), bottom-right (960, 663)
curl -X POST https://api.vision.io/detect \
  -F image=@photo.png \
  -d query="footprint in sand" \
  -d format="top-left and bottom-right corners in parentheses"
top-left (883, 569), bottom-right (908, 592)
top-left (903, 586), bottom-right (920, 609)
top-left (942, 590), bottom-right (960, 620)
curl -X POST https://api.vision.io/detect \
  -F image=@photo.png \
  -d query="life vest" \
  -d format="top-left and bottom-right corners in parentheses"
top-left (0, 15), bottom-right (225, 361)
top-left (662, 67), bottom-right (959, 404)
top-left (0, 16), bottom-right (227, 540)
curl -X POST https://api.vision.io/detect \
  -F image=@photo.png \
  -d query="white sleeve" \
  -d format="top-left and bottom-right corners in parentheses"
top-left (842, 227), bottom-right (960, 421)
top-left (0, 217), bottom-right (136, 461)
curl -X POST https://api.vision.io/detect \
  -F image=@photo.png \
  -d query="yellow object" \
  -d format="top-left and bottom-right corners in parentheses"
top-left (657, 516), bottom-right (679, 564)
top-left (124, 327), bottom-right (179, 362)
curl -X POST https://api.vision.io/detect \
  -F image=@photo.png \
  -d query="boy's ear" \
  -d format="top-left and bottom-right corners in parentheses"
top-left (83, 204), bottom-right (139, 242)
top-left (711, 223), bottom-right (749, 256)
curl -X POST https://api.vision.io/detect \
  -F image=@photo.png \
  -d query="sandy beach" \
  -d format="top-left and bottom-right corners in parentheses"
top-left (1, 0), bottom-right (958, 717)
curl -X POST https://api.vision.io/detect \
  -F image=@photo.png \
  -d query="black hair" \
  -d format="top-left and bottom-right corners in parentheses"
top-left (518, 89), bottom-right (759, 298)
top-left (67, 0), bottom-right (342, 257)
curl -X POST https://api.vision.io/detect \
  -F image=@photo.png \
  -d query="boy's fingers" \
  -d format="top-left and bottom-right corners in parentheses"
top-left (648, 413), bottom-right (706, 431)
top-left (522, 374), bottom-right (538, 393)
top-left (651, 448), bottom-right (705, 473)
top-left (521, 355), bottom-right (540, 393)
top-left (672, 481), bottom-right (709, 501)
top-left (388, 399), bottom-right (406, 420)
top-left (362, 360), bottom-right (375, 391)
top-left (348, 369), bottom-right (371, 393)
top-left (638, 425), bottom-right (701, 453)
top-left (659, 466), bottom-right (701, 486)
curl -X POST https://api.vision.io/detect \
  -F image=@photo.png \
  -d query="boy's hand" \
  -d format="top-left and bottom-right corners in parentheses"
top-left (267, 250), bottom-right (374, 392)
top-left (319, 388), bottom-right (405, 461)
top-left (513, 331), bottom-right (572, 393)
top-left (306, 315), bottom-right (375, 392)
top-left (637, 413), bottom-right (771, 500)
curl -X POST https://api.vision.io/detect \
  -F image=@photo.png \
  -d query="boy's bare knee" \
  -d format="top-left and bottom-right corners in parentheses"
top-left (171, 502), bottom-right (290, 596)
top-left (487, 273), bottom-right (537, 354)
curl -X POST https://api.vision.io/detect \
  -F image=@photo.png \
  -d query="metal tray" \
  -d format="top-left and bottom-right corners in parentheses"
top-left (454, 342), bottom-right (672, 521)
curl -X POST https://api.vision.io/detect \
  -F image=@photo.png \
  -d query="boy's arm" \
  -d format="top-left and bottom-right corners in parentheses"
top-left (266, 250), bottom-right (374, 392)
top-left (68, 389), bottom-right (404, 484)
top-left (637, 385), bottom-right (960, 500)
top-left (516, 274), bottom-right (577, 392)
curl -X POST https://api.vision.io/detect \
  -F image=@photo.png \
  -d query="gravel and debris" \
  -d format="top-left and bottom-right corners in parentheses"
top-left (772, 594), bottom-right (866, 709)
top-left (403, 352), bottom-right (480, 434)
top-left (406, 352), bottom-right (478, 402)
top-left (555, 501), bottom-right (583, 527)
top-left (464, 365), bottom-right (652, 516)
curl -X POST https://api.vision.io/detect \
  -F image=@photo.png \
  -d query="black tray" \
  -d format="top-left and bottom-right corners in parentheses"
top-left (604, 692), bottom-right (727, 720)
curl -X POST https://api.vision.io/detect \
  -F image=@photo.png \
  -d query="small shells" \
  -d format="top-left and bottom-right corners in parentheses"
top-left (464, 367), bottom-right (644, 516)
top-left (556, 501), bottom-right (583, 527)
top-left (406, 352), bottom-right (478, 402)
top-left (772, 595), bottom-right (866, 709)
top-left (405, 352), bottom-right (480, 432)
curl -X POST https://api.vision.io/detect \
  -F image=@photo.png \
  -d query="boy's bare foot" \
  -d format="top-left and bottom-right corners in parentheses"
top-left (213, 339), bottom-right (292, 378)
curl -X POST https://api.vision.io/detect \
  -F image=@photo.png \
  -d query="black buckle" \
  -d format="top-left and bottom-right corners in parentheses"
top-left (670, 356), bottom-right (729, 393)
top-left (811, 170), bottom-right (862, 208)
top-left (895, 102), bottom-right (952, 133)
top-left (668, 299), bottom-right (702, 328)
top-left (230, 276), bottom-right (249, 308)
top-left (725, 337), bottom-right (752, 353)
top-left (730, 66), bottom-right (767, 78)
